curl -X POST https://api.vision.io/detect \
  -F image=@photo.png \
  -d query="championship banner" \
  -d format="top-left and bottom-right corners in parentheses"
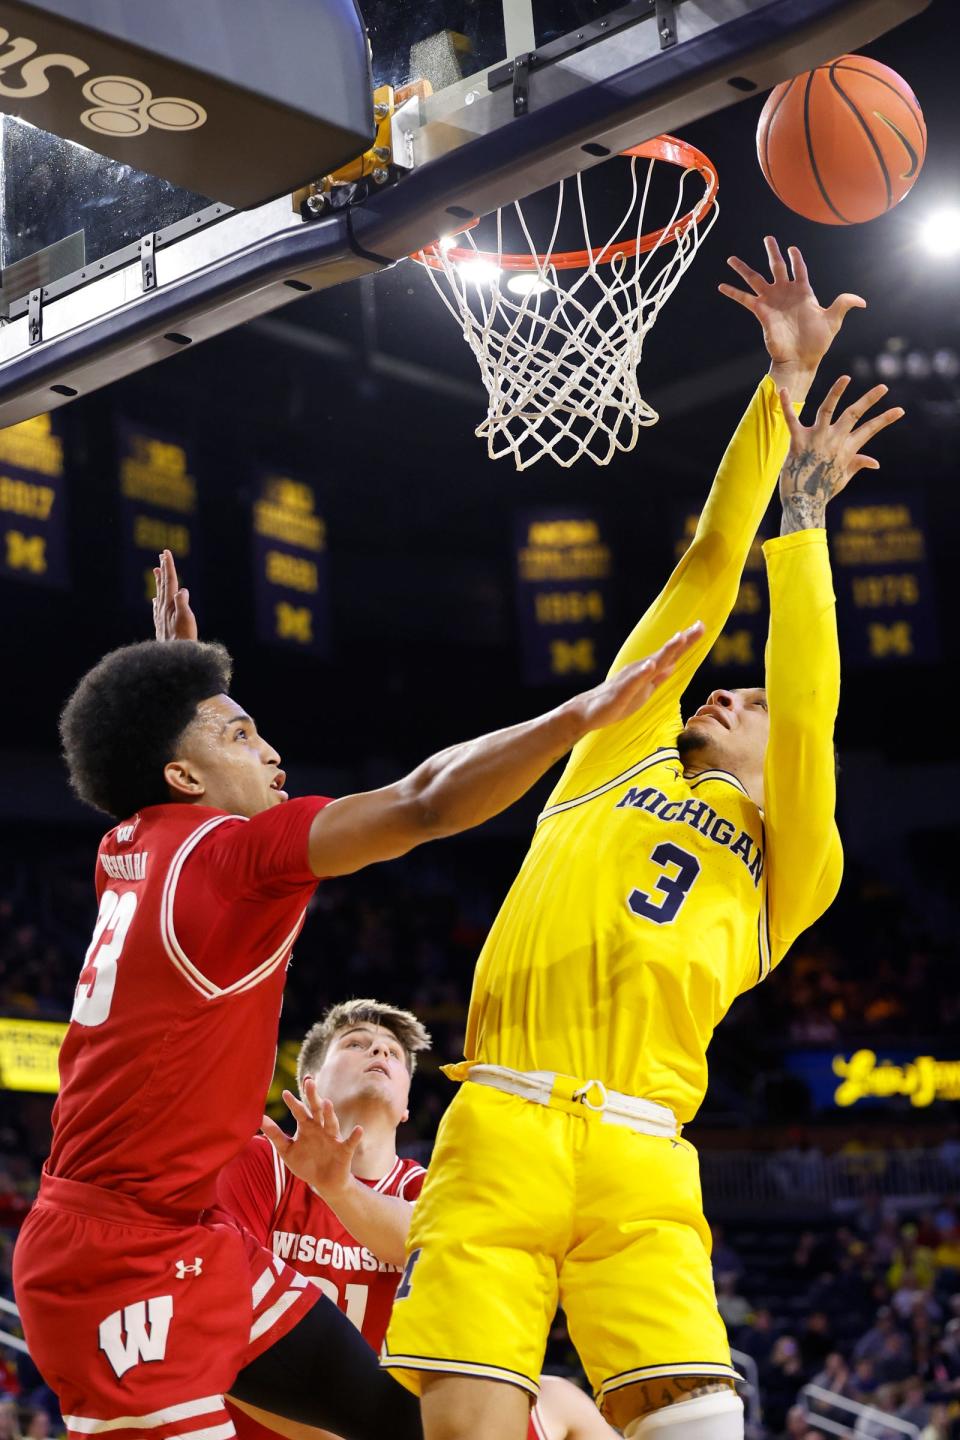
top-left (252, 472), bottom-right (330, 656)
top-left (674, 514), bottom-right (772, 675)
top-left (829, 492), bottom-right (939, 666)
top-left (515, 509), bottom-right (613, 686)
top-left (0, 1018), bottom-right (66, 1093)
top-left (0, 413), bottom-right (69, 588)
top-left (116, 420), bottom-right (200, 610)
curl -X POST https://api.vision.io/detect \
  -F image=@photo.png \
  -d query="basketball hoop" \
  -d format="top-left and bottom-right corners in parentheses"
top-left (412, 136), bottom-right (718, 470)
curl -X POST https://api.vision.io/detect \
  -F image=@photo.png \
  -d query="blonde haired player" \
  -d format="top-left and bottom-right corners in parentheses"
top-left (221, 1000), bottom-right (615, 1440)
top-left (382, 238), bottom-right (904, 1440)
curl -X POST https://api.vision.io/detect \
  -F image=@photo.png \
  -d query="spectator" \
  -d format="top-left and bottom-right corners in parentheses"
top-left (737, 1307), bottom-right (778, 1369)
top-left (919, 1404), bottom-right (952, 1440)
top-left (783, 1406), bottom-right (810, 1438)
top-left (764, 1336), bottom-right (806, 1433)
top-left (853, 1383), bottom-right (906, 1438)
top-left (810, 1352), bottom-right (855, 1398)
top-left (874, 1328), bottom-right (915, 1384)
top-left (854, 1309), bottom-right (901, 1366)
top-left (851, 1358), bottom-right (881, 1405)
top-left (0, 1402), bottom-right (20, 1440)
top-left (897, 1376), bottom-right (931, 1431)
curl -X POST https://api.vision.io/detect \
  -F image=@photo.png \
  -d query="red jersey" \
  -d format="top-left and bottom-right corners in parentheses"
top-left (217, 1135), bottom-right (426, 1350)
top-left (218, 1139), bottom-right (547, 1440)
top-left (48, 798), bottom-right (328, 1212)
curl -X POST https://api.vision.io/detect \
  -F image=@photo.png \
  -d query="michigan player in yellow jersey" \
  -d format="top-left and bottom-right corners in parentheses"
top-left (383, 237), bottom-right (904, 1440)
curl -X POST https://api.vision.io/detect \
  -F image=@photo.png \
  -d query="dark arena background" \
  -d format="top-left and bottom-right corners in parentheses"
top-left (0, 1), bottom-right (958, 1436)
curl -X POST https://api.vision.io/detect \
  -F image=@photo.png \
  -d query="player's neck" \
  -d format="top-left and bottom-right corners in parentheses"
top-left (682, 758), bottom-right (765, 809)
top-left (342, 1108), bottom-right (400, 1181)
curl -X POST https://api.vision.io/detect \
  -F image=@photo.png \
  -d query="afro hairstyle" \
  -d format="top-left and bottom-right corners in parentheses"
top-left (60, 640), bottom-right (233, 820)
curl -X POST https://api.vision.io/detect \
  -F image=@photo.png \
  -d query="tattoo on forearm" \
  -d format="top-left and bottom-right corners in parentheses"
top-left (780, 446), bottom-right (839, 534)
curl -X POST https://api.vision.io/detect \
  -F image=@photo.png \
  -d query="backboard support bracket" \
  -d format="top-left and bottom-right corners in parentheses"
top-left (27, 290), bottom-right (42, 348)
top-left (489, 0), bottom-right (661, 91)
top-left (513, 53), bottom-right (533, 117)
top-left (140, 234), bottom-right (158, 294)
top-left (656, 0), bottom-right (679, 48)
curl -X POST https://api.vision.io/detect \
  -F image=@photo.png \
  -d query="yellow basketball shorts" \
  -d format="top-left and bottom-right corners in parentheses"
top-left (382, 1082), bottom-right (737, 1411)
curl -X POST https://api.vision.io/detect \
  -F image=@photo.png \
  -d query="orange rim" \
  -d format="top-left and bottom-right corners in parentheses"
top-left (413, 134), bottom-right (718, 272)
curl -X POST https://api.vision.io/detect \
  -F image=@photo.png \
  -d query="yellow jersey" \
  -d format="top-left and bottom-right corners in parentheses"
top-left (460, 377), bottom-right (844, 1123)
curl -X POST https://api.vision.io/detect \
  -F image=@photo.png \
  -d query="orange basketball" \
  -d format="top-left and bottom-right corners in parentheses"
top-left (757, 54), bottom-right (926, 225)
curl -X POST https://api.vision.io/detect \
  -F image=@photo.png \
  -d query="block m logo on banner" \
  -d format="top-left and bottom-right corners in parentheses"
top-left (99, 1295), bottom-right (173, 1378)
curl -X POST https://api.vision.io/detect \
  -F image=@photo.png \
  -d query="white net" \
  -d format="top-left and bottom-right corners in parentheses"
top-left (414, 141), bottom-right (718, 470)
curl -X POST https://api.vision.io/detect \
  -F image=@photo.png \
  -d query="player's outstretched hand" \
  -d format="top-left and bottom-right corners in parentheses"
top-left (152, 548), bottom-right (198, 642)
top-left (568, 622), bottom-right (704, 733)
top-left (719, 235), bottom-right (865, 373)
top-left (777, 376), bottom-right (905, 535)
top-left (261, 1075), bottom-right (363, 1200)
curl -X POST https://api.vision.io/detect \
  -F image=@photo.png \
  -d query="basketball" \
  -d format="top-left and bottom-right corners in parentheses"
top-left (757, 54), bottom-right (926, 225)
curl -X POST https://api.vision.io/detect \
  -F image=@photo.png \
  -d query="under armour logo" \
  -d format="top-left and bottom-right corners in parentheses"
top-left (175, 1258), bottom-right (203, 1279)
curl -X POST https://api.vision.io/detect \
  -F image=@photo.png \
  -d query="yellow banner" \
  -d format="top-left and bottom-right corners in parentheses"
top-left (0, 1018), bottom-right (66, 1093)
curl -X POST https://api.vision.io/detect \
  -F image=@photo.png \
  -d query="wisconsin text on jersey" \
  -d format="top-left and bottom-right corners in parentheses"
top-left (272, 1232), bottom-right (402, 1274)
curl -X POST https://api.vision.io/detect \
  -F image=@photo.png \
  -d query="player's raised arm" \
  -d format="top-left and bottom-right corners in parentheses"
top-left (306, 624), bottom-right (702, 877)
top-left (262, 1080), bottom-right (413, 1268)
top-left (563, 238), bottom-right (865, 780)
top-left (764, 377), bottom-right (904, 960)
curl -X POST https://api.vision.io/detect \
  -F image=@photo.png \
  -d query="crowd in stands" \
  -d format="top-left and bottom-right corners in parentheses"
top-left (717, 1197), bottom-right (960, 1437)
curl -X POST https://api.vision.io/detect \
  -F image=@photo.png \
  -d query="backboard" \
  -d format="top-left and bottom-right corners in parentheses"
top-left (0, 0), bottom-right (931, 427)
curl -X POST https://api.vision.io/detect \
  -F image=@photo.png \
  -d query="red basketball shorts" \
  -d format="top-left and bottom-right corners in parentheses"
top-left (13, 1175), bottom-right (319, 1440)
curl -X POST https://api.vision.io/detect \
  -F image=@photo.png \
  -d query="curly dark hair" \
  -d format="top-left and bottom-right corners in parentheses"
top-left (60, 640), bottom-right (233, 819)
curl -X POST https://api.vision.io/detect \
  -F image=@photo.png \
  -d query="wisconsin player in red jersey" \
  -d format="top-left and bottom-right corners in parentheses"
top-left (218, 1001), bottom-right (614, 1440)
top-left (218, 1000), bottom-right (432, 1440)
top-left (13, 556), bottom-right (701, 1440)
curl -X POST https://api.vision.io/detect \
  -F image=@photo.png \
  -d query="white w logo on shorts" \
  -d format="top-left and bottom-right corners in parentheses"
top-left (98, 1295), bottom-right (173, 1378)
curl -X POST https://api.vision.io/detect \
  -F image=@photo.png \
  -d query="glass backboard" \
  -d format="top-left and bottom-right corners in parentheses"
top-left (0, 0), bottom-right (931, 428)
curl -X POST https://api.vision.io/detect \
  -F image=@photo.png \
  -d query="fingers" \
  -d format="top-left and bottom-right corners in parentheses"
top-left (647, 622), bottom-right (705, 678)
top-left (787, 245), bottom-right (809, 285)
top-left (724, 254), bottom-right (767, 294)
top-left (282, 1088), bottom-right (312, 1125)
top-left (319, 1098), bottom-right (342, 1138)
top-left (851, 454), bottom-right (881, 474)
top-left (826, 292), bottom-right (867, 325)
top-left (837, 382), bottom-right (891, 431)
top-left (764, 235), bottom-right (789, 284)
top-left (344, 1125), bottom-right (364, 1153)
top-left (815, 375), bottom-right (853, 425)
top-left (777, 388), bottom-right (805, 444)
top-left (849, 404), bottom-right (905, 447)
top-left (717, 282), bottom-right (759, 314)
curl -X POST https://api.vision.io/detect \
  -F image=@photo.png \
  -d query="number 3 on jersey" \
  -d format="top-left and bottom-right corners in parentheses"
top-left (628, 842), bottom-right (701, 925)
top-left (73, 889), bottom-right (137, 1026)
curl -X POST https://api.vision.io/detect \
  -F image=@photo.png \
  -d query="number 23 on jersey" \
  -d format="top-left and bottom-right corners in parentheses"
top-left (73, 889), bottom-right (137, 1026)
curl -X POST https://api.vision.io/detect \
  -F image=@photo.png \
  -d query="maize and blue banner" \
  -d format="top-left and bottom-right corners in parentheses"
top-left (0, 414), bottom-right (69, 588)
top-left (251, 471), bottom-right (330, 657)
top-left (515, 508), bottom-right (614, 686)
top-left (829, 490), bottom-right (940, 667)
top-left (116, 420), bottom-right (200, 612)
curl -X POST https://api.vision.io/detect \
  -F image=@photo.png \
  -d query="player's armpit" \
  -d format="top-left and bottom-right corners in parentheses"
top-left (762, 530), bottom-right (844, 963)
top-left (560, 376), bottom-right (794, 784)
